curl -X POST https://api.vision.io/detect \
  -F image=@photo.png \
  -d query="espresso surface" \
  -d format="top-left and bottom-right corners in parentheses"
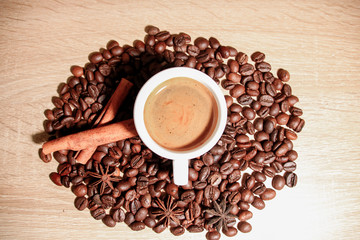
top-left (144, 77), bottom-right (217, 151)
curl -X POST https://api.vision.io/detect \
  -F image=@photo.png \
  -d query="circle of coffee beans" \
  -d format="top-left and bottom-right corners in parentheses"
top-left (41, 25), bottom-right (304, 239)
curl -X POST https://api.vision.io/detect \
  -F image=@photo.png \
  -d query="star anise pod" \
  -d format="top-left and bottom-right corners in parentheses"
top-left (204, 198), bottom-right (237, 232)
top-left (86, 164), bottom-right (121, 195)
top-left (152, 196), bottom-right (183, 227)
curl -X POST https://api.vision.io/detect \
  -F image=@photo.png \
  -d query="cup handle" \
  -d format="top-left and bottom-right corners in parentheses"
top-left (172, 160), bottom-right (189, 186)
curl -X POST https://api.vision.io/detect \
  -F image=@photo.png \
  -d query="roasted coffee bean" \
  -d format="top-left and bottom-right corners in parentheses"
top-left (251, 51), bottom-right (265, 63)
top-left (222, 226), bottom-right (237, 237)
top-left (238, 201), bottom-right (250, 211)
top-left (111, 208), bottom-right (125, 222)
top-left (206, 230), bottom-right (221, 240)
top-left (263, 166), bottom-right (276, 178)
top-left (238, 221), bottom-right (252, 233)
top-left (259, 95), bottom-right (274, 107)
top-left (238, 210), bottom-right (253, 222)
top-left (235, 52), bottom-right (248, 65)
top-left (49, 172), bottom-right (62, 186)
top-left (269, 103), bottom-right (280, 116)
top-left (110, 46), bottom-right (124, 58)
top-left (253, 152), bottom-right (266, 164)
top-left (125, 189), bottom-right (136, 201)
top-left (204, 185), bottom-right (220, 201)
top-left (193, 181), bottom-right (207, 190)
top-left (202, 152), bottom-right (214, 166)
top-left (154, 30), bottom-right (170, 41)
top-left (195, 190), bottom-right (204, 204)
top-left (187, 168), bottom-right (198, 182)
top-left (71, 175), bottom-right (83, 186)
top-left (252, 71), bottom-right (262, 84)
top-left (208, 172), bottom-right (222, 186)
top-left (73, 196), bottom-right (88, 211)
top-left (72, 184), bottom-right (87, 197)
top-left (102, 215), bottom-right (116, 227)
top-left (227, 191), bottom-right (241, 205)
top-left (284, 172), bottom-right (297, 187)
top-left (181, 190), bottom-right (196, 203)
top-left (134, 207), bottom-right (148, 222)
top-left (252, 182), bottom-right (266, 195)
top-left (61, 176), bottom-right (70, 188)
top-left (275, 143), bottom-right (289, 157)
top-left (244, 148), bottom-right (257, 161)
top-left (208, 37), bottom-right (220, 49)
top-left (225, 95), bottom-right (233, 108)
top-left (130, 155), bottom-right (145, 168)
top-left (227, 72), bottom-right (241, 83)
top-left (263, 119), bottom-right (275, 134)
top-left (91, 207), bottom-right (106, 220)
top-left (153, 223), bottom-right (166, 233)
top-left (130, 221), bottom-right (145, 231)
top-left (236, 134), bottom-right (250, 143)
top-left (287, 150), bottom-right (298, 161)
top-left (57, 162), bottom-right (71, 176)
top-left (264, 72), bottom-right (274, 83)
top-left (143, 217), bottom-right (156, 228)
top-left (255, 61), bottom-right (271, 72)
top-left (290, 106), bottom-right (303, 116)
top-left (198, 166), bottom-right (211, 181)
top-left (227, 59), bottom-right (239, 73)
top-left (229, 104), bottom-right (241, 114)
top-left (254, 131), bottom-right (269, 142)
top-left (239, 63), bottom-right (255, 76)
top-left (220, 162), bottom-right (233, 175)
top-left (194, 37), bottom-right (209, 50)
top-left (252, 196), bottom-right (265, 210)
top-left (252, 118), bottom-right (263, 131)
top-left (265, 83), bottom-right (276, 97)
top-left (145, 25), bottom-right (160, 35)
top-left (242, 107), bottom-right (256, 120)
top-left (44, 120), bottom-right (53, 133)
top-left (210, 145), bottom-right (226, 155)
top-left (240, 189), bottom-right (254, 203)
top-left (270, 161), bottom-right (283, 173)
top-left (221, 80), bottom-right (236, 90)
top-left (185, 225), bottom-right (203, 233)
top-left (260, 188), bottom-right (276, 200)
top-left (295, 118), bottom-right (305, 132)
top-left (170, 226), bottom-right (185, 236)
top-left (138, 193), bottom-right (151, 208)
top-left (124, 212), bottom-right (136, 226)
top-left (276, 113), bottom-right (290, 125)
top-left (242, 173), bottom-right (256, 189)
top-left (283, 161), bottom-right (297, 172)
top-left (237, 94), bottom-right (253, 105)
top-left (192, 160), bottom-right (204, 172)
top-left (197, 52), bottom-right (210, 63)
top-left (277, 68), bottom-right (290, 82)
top-left (88, 52), bottom-right (103, 64)
top-left (187, 45), bottom-right (200, 57)
top-left (218, 46), bottom-right (229, 59)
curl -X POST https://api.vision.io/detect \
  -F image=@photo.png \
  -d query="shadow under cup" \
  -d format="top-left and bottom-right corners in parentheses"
top-left (134, 67), bottom-right (227, 185)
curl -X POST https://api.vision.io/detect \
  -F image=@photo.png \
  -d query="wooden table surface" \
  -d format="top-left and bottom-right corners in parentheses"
top-left (1, 0), bottom-right (359, 239)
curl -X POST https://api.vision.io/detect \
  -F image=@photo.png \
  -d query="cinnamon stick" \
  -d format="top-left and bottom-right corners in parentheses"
top-left (93, 78), bottom-right (133, 127)
top-left (75, 78), bottom-right (133, 164)
top-left (42, 119), bottom-right (137, 155)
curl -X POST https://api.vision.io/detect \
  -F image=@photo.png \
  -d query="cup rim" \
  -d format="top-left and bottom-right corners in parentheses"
top-left (133, 67), bottom-right (227, 160)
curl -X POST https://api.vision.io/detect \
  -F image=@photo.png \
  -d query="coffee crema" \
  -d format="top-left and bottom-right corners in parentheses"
top-left (144, 77), bottom-right (218, 151)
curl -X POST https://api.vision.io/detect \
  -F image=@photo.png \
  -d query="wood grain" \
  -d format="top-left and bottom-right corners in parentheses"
top-left (0, 0), bottom-right (359, 239)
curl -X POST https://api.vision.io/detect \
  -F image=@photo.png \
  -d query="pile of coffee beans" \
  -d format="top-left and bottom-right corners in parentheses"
top-left (41, 25), bottom-right (304, 239)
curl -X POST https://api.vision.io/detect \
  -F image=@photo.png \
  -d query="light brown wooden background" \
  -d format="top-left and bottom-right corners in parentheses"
top-left (0, 0), bottom-right (359, 239)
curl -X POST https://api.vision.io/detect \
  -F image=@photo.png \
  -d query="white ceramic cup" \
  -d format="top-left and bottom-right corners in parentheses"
top-left (133, 67), bottom-right (227, 185)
